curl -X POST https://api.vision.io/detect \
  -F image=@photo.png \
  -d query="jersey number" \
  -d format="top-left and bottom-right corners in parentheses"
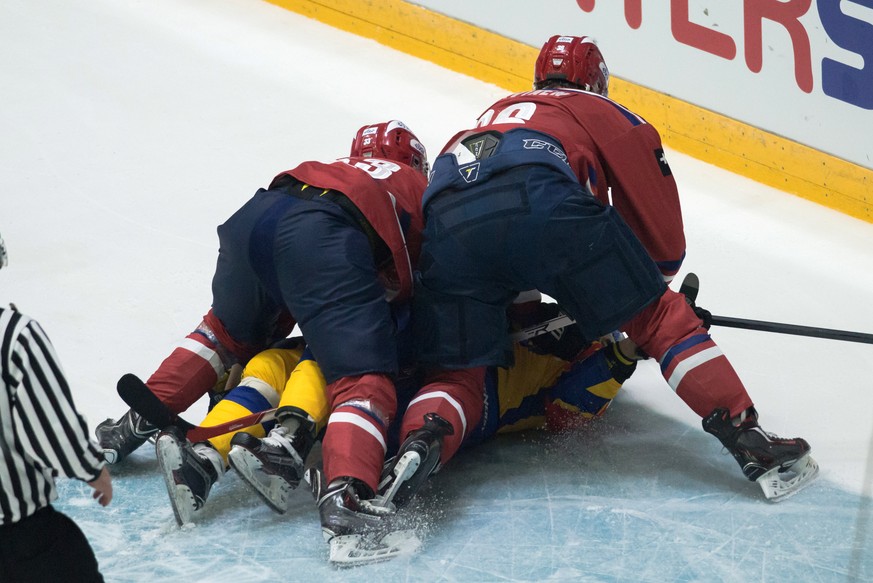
top-left (476, 102), bottom-right (536, 127)
top-left (339, 158), bottom-right (401, 180)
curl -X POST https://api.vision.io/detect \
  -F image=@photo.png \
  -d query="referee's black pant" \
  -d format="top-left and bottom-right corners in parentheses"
top-left (0, 505), bottom-right (103, 582)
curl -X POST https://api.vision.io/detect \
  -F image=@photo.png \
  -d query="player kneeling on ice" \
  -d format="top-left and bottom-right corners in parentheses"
top-left (153, 303), bottom-right (636, 564)
top-left (411, 34), bottom-right (818, 502)
top-left (107, 118), bottom-right (490, 563)
top-left (97, 118), bottom-right (433, 471)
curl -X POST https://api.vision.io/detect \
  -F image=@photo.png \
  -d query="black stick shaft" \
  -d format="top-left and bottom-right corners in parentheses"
top-left (711, 315), bottom-right (873, 345)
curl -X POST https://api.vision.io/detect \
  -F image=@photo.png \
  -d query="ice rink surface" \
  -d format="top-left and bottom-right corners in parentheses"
top-left (2, 0), bottom-right (872, 581)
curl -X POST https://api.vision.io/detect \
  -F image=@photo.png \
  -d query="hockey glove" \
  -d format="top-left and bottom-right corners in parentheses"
top-left (680, 285), bottom-right (713, 330)
top-left (691, 304), bottom-right (712, 329)
top-left (603, 341), bottom-right (638, 384)
top-left (512, 302), bottom-right (589, 361)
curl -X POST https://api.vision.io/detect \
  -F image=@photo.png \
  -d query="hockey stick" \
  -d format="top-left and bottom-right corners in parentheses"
top-left (116, 373), bottom-right (280, 442)
top-left (508, 273), bottom-right (708, 344)
top-left (709, 315), bottom-right (873, 344)
top-left (508, 273), bottom-right (873, 345)
top-left (116, 315), bottom-right (580, 442)
top-left (680, 272), bottom-right (873, 344)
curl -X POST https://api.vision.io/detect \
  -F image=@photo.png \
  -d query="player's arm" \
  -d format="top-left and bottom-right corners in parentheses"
top-left (10, 317), bottom-right (106, 484)
top-left (543, 338), bottom-right (639, 432)
top-left (600, 123), bottom-right (686, 282)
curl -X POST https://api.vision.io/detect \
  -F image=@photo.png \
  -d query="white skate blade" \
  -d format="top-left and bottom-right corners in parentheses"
top-left (227, 445), bottom-right (292, 514)
top-left (328, 530), bottom-right (421, 566)
top-left (374, 451), bottom-right (421, 508)
top-left (155, 434), bottom-right (196, 526)
top-left (757, 453), bottom-right (820, 501)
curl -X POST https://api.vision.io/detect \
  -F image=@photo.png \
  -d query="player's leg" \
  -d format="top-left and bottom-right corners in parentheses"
top-left (229, 346), bottom-right (326, 513)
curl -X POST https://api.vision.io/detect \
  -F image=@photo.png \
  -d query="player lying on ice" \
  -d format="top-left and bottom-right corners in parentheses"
top-left (152, 300), bottom-right (637, 565)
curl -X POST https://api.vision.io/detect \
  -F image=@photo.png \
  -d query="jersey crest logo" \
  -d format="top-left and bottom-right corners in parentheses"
top-left (459, 162), bottom-right (480, 183)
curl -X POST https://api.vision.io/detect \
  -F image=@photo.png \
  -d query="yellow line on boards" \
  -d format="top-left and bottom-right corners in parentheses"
top-left (266, 0), bottom-right (871, 223)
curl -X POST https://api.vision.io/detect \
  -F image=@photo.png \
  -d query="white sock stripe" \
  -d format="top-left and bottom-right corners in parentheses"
top-left (237, 377), bottom-right (281, 407)
top-left (328, 411), bottom-right (387, 452)
top-left (666, 346), bottom-right (724, 392)
top-left (179, 337), bottom-right (224, 377)
top-left (407, 391), bottom-right (466, 436)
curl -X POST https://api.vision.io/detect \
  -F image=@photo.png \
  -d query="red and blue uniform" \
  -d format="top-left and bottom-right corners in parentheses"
top-left (472, 88), bottom-right (686, 281)
top-left (143, 157), bottom-right (484, 494)
top-left (416, 88), bottom-right (753, 420)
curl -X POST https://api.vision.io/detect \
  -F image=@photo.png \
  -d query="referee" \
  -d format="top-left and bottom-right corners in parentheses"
top-left (0, 232), bottom-right (113, 582)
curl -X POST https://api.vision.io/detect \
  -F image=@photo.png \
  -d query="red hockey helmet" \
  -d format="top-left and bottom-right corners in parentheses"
top-left (533, 35), bottom-right (610, 96)
top-left (350, 120), bottom-right (429, 177)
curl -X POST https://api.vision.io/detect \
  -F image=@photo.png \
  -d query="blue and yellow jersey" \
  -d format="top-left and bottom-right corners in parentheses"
top-left (464, 342), bottom-right (622, 447)
top-left (202, 343), bottom-right (327, 460)
top-left (198, 337), bottom-right (626, 461)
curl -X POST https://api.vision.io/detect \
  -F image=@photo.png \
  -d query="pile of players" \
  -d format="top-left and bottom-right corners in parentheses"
top-left (95, 35), bottom-right (818, 565)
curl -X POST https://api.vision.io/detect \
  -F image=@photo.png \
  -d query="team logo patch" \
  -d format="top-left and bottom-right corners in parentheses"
top-left (655, 148), bottom-right (672, 176)
top-left (468, 138), bottom-right (488, 158)
top-left (522, 138), bottom-right (568, 163)
top-left (459, 162), bottom-right (480, 183)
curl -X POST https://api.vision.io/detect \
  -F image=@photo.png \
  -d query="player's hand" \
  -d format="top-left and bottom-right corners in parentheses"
top-left (515, 303), bottom-right (588, 361)
top-left (692, 304), bottom-right (712, 329)
top-left (88, 466), bottom-right (113, 506)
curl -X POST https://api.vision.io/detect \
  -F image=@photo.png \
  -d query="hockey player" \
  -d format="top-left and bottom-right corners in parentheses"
top-left (411, 35), bottom-right (818, 502)
top-left (152, 307), bottom-right (636, 562)
top-left (154, 340), bottom-right (321, 526)
top-left (97, 120), bottom-right (432, 465)
top-left (99, 120), bottom-right (486, 556)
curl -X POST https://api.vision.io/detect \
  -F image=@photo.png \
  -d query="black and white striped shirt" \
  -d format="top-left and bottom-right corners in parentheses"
top-left (1, 305), bottom-right (105, 525)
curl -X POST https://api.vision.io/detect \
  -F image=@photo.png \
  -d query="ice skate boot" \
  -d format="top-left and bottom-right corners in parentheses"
top-left (155, 427), bottom-right (223, 526)
top-left (703, 407), bottom-right (819, 501)
top-left (227, 413), bottom-right (315, 514)
top-left (377, 412), bottom-right (453, 510)
top-left (309, 470), bottom-right (419, 565)
top-left (95, 408), bottom-right (157, 464)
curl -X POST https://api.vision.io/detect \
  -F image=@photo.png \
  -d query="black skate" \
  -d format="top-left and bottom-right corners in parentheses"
top-left (227, 423), bottom-right (313, 514)
top-left (703, 407), bottom-right (819, 501)
top-left (376, 412), bottom-right (454, 510)
top-left (155, 427), bottom-right (222, 526)
top-left (309, 470), bottom-right (419, 565)
top-left (95, 408), bottom-right (157, 464)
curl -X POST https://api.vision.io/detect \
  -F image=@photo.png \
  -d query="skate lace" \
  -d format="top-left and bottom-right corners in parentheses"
top-left (262, 426), bottom-right (304, 465)
top-left (263, 426), bottom-right (291, 449)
